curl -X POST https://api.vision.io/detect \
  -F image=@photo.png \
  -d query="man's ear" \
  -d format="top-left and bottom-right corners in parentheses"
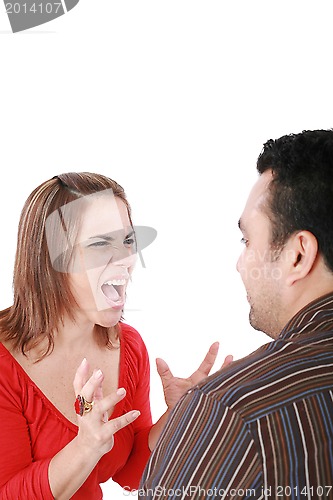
top-left (285, 231), bottom-right (318, 287)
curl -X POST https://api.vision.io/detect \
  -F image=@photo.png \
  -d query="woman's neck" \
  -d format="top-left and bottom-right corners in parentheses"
top-left (52, 315), bottom-right (97, 355)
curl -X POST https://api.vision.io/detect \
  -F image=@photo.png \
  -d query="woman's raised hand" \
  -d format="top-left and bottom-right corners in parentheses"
top-left (73, 358), bottom-right (140, 459)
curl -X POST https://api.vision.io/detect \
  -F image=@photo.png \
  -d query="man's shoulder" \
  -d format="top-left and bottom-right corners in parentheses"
top-left (193, 335), bottom-right (333, 421)
top-left (196, 340), bottom-right (277, 400)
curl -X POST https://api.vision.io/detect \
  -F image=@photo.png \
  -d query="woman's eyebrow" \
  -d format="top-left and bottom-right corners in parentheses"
top-left (88, 234), bottom-right (115, 241)
top-left (88, 230), bottom-right (135, 241)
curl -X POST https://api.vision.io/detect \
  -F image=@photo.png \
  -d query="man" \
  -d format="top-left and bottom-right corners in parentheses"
top-left (140, 129), bottom-right (333, 499)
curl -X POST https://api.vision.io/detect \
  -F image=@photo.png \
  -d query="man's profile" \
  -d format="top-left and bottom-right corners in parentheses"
top-left (140, 129), bottom-right (333, 499)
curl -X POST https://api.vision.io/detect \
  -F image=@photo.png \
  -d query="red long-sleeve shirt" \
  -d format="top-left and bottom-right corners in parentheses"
top-left (0, 323), bottom-right (152, 499)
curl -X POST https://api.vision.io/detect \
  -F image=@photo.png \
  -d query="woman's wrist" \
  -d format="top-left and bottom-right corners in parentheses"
top-left (48, 436), bottom-right (101, 499)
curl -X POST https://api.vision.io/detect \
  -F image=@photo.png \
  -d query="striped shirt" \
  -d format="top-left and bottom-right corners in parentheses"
top-left (140, 293), bottom-right (333, 499)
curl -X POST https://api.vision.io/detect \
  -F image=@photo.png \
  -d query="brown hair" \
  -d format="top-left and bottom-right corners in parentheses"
top-left (0, 172), bottom-right (132, 359)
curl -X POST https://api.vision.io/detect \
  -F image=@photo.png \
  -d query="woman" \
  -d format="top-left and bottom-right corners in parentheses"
top-left (0, 172), bottom-right (230, 499)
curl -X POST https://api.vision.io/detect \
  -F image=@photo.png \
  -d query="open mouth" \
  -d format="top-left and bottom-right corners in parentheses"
top-left (101, 279), bottom-right (126, 305)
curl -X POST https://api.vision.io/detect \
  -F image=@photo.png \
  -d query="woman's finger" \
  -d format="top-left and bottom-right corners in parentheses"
top-left (73, 358), bottom-right (90, 395)
top-left (93, 376), bottom-right (108, 422)
top-left (106, 410), bottom-right (141, 435)
top-left (79, 369), bottom-right (105, 403)
top-left (94, 379), bottom-right (104, 401)
top-left (93, 388), bottom-right (127, 418)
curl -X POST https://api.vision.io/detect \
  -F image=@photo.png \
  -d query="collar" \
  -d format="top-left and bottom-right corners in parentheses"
top-left (280, 291), bottom-right (333, 341)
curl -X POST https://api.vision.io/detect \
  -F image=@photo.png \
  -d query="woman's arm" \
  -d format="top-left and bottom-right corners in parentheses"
top-left (0, 359), bottom-right (139, 500)
top-left (48, 361), bottom-right (140, 500)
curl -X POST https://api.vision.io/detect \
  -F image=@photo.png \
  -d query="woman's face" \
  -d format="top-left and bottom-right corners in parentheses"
top-left (68, 193), bottom-right (136, 327)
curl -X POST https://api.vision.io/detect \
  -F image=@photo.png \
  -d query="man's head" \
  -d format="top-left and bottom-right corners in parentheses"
top-left (257, 129), bottom-right (333, 271)
top-left (237, 129), bottom-right (333, 338)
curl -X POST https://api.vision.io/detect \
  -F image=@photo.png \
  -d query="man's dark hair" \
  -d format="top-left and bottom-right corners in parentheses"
top-left (257, 129), bottom-right (333, 272)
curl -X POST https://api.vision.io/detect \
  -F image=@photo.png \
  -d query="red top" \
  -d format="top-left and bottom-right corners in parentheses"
top-left (0, 323), bottom-right (152, 499)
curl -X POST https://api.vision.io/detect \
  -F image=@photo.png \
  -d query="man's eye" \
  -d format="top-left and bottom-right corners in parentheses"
top-left (240, 237), bottom-right (248, 245)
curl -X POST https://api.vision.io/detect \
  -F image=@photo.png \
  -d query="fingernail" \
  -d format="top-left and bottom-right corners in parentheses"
top-left (132, 410), bottom-right (140, 418)
top-left (94, 369), bottom-right (103, 379)
top-left (80, 358), bottom-right (87, 367)
top-left (117, 388), bottom-right (126, 396)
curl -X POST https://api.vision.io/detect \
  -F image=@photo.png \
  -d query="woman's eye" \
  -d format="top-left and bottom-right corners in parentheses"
top-left (88, 241), bottom-right (109, 248)
top-left (124, 237), bottom-right (136, 247)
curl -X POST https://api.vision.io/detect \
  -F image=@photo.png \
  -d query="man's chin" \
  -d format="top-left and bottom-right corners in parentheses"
top-left (249, 316), bottom-right (262, 332)
top-left (249, 313), bottom-right (278, 339)
top-left (249, 311), bottom-right (265, 334)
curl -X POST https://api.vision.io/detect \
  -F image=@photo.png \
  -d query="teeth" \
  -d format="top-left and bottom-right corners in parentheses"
top-left (104, 279), bottom-right (126, 286)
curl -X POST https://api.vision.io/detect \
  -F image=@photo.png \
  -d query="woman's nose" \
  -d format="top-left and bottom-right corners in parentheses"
top-left (112, 250), bottom-right (137, 269)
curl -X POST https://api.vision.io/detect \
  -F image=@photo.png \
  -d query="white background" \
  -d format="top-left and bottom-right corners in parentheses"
top-left (0, 1), bottom-right (333, 498)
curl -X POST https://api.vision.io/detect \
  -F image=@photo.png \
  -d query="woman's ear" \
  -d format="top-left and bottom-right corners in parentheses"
top-left (285, 231), bottom-right (318, 287)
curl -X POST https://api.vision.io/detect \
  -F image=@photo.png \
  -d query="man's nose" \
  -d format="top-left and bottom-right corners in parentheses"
top-left (236, 253), bottom-right (242, 274)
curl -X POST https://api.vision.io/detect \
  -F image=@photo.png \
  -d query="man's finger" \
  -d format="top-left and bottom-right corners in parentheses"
top-left (193, 342), bottom-right (219, 376)
top-left (156, 358), bottom-right (174, 382)
top-left (220, 354), bottom-right (233, 370)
